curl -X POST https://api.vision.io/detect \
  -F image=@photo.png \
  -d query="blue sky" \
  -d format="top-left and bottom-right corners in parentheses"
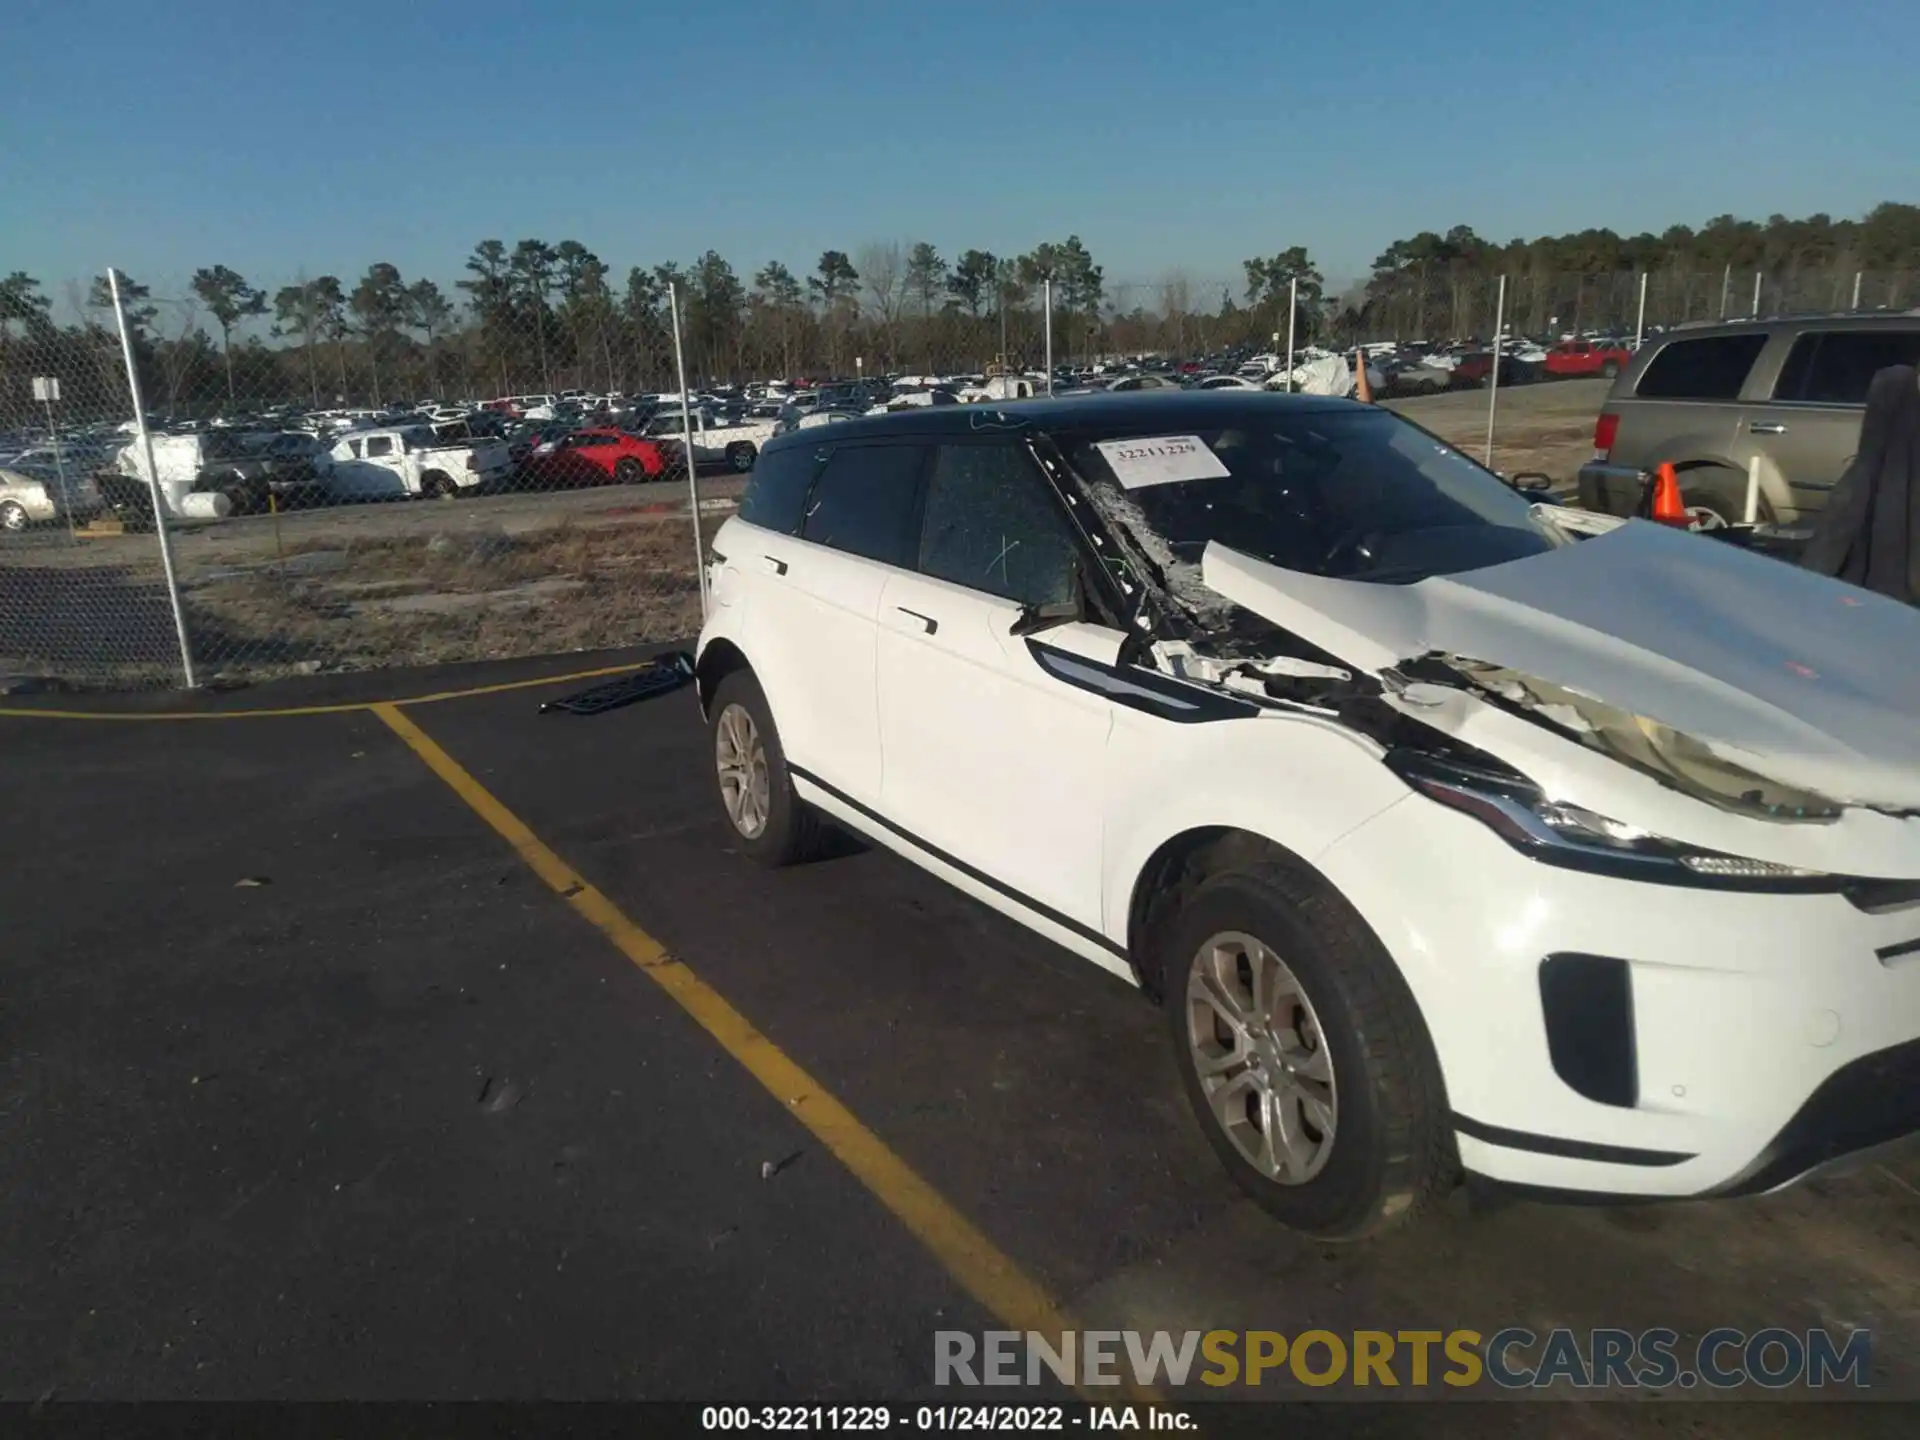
top-left (4, 0), bottom-right (1917, 308)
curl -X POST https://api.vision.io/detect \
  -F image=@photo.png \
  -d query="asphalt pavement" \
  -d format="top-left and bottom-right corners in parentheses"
top-left (4, 651), bottom-right (1917, 1431)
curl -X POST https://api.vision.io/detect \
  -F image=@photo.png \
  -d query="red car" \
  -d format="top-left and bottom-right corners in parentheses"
top-left (524, 428), bottom-right (667, 487)
top-left (1542, 339), bottom-right (1632, 378)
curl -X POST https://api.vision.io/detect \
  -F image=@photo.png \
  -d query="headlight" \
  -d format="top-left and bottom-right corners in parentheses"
top-left (1385, 749), bottom-right (1836, 892)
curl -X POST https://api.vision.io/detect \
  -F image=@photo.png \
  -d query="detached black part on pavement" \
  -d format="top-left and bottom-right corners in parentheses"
top-left (539, 652), bottom-right (695, 716)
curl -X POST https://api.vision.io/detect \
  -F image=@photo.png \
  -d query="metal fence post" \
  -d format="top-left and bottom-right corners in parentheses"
top-left (1283, 276), bottom-right (1298, 393)
top-left (1751, 270), bottom-right (1762, 319)
top-left (108, 266), bottom-right (197, 689)
top-left (1043, 279), bottom-right (1054, 395)
top-left (1852, 271), bottom-right (1864, 310)
top-left (1719, 263), bottom-right (1731, 320)
top-left (1484, 274), bottom-right (1507, 471)
top-left (667, 281), bottom-right (708, 623)
top-left (1633, 271), bottom-right (1648, 349)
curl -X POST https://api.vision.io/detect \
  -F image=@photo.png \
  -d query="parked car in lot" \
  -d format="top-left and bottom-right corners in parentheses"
top-left (98, 430), bottom-right (316, 526)
top-left (694, 391), bottom-right (1920, 1239)
top-left (324, 423), bottom-right (512, 501)
top-left (642, 406), bottom-right (777, 472)
top-left (1543, 338), bottom-right (1633, 379)
top-left (1579, 313), bottom-right (1920, 529)
top-left (1, 466), bottom-right (101, 531)
top-left (522, 427), bottom-right (668, 487)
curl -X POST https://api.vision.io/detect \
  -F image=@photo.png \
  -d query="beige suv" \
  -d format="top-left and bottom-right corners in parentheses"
top-left (1578, 313), bottom-right (1920, 528)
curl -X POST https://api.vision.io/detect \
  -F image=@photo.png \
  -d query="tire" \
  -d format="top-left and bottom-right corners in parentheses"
top-left (1155, 855), bottom-right (1453, 1239)
top-left (726, 442), bottom-right (757, 473)
top-left (1601, 360), bottom-right (1620, 379)
top-left (0, 500), bottom-right (29, 532)
top-left (422, 470), bottom-right (458, 500)
top-left (613, 457), bottom-right (642, 485)
top-left (709, 670), bottom-right (829, 867)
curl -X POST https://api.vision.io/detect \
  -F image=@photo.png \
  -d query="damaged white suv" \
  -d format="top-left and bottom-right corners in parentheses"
top-left (693, 392), bottom-right (1920, 1238)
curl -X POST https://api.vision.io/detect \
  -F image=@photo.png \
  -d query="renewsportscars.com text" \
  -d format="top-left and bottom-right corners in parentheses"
top-left (934, 1328), bottom-right (1873, 1390)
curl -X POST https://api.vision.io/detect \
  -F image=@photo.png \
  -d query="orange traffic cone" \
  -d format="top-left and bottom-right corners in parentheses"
top-left (1647, 462), bottom-right (1691, 526)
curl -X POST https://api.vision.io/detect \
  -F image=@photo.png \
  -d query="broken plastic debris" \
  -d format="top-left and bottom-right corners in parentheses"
top-left (234, 876), bottom-right (271, 888)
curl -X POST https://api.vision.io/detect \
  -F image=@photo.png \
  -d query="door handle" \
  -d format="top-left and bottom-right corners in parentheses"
top-left (892, 607), bottom-right (937, 634)
top-left (1747, 421), bottom-right (1788, 435)
top-left (760, 555), bottom-right (788, 576)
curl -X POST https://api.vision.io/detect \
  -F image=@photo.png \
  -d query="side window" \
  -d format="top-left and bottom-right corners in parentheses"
top-left (346, 439), bottom-right (364, 459)
top-left (737, 444), bottom-right (821, 535)
top-left (1772, 335), bottom-right (1818, 400)
top-left (1799, 330), bottom-right (1920, 405)
top-left (917, 444), bottom-right (1080, 607)
top-left (364, 435), bottom-right (394, 458)
top-left (1634, 335), bottom-right (1768, 400)
top-left (800, 444), bottom-right (926, 567)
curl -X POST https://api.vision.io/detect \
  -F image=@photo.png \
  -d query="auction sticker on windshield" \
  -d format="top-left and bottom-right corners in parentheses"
top-left (1093, 434), bottom-right (1232, 490)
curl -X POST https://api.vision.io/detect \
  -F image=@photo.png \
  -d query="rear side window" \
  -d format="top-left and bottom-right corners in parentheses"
top-left (1634, 335), bottom-right (1767, 400)
top-left (800, 443), bottom-right (926, 567)
top-left (736, 444), bottom-right (818, 535)
top-left (1774, 330), bottom-right (1920, 404)
top-left (918, 444), bottom-right (1080, 607)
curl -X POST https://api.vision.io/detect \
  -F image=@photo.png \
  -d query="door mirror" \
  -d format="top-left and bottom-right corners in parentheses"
top-left (1508, 471), bottom-right (1554, 493)
top-left (1008, 558), bottom-right (1087, 636)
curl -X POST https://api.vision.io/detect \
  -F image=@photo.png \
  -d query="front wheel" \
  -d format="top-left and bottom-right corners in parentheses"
top-left (709, 670), bottom-right (829, 867)
top-left (1601, 360), bottom-right (1620, 379)
top-left (726, 442), bottom-right (757, 473)
top-left (613, 457), bottom-right (642, 485)
top-left (1158, 860), bottom-right (1453, 1239)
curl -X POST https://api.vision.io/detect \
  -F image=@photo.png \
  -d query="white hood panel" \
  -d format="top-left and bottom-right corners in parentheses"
top-left (1202, 520), bottom-right (1920, 814)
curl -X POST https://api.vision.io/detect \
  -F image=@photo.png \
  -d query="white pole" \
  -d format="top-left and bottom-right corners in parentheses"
top-left (1484, 274), bottom-right (1506, 471)
top-left (1043, 279), bottom-right (1054, 395)
top-left (1633, 271), bottom-right (1648, 349)
top-left (1751, 270), bottom-right (1762, 319)
top-left (1851, 271), bottom-right (1863, 310)
top-left (667, 281), bottom-right (708, 621)
top-left (1719, 263), bottom-right (1731, 320)
top-left (109, 267), bottom-right (197, 688)
top-left (1743, 455), bottom-right (1761, 525)
top-left (1283, 276), bottom-right (1298, 394)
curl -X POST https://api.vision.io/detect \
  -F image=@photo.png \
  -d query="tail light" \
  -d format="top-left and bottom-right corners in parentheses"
top-left (1593, 411), bottom-right (1619, 459)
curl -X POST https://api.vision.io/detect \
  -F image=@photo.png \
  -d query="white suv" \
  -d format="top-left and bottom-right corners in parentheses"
top-left (693, 392), bottom-right (1920, 1238)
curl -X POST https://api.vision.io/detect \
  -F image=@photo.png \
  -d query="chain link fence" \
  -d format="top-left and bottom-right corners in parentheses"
top-left (4, 261), bottom-right (1914, 691)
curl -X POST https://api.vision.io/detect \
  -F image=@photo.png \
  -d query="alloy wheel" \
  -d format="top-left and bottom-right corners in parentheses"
top-left (1184, 931), bottom-right (1338, 1185)
top-left (715, 702), bottom-right (771, 839)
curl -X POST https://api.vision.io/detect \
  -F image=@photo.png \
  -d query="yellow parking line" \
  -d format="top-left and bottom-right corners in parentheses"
top-left (370, 700), bottom-right (1158, 1407)
top-left (0, 660), bottom-right (653, 721)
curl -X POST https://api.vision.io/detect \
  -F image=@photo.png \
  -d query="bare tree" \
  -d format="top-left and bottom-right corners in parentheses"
top-left (856, 241), bottom-right (906, 368)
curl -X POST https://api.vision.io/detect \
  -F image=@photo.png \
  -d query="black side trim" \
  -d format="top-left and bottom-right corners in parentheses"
top-left (1845, 877), bottom-right (1920, 914)
top-left (786, 762), bottom-right (1129, 961)
top-left (1451, 1112), bottom-right (1695, 1168)
top-left (1026, 640), bottom-right (1260, 724)
top-left (1876, 936), bottom-right (1920, 965)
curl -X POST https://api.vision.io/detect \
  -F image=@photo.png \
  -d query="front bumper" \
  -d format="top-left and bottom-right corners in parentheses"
top-left (1576, 460), bottom-right (1644, 517)
top-left (1317, 794), bottom-right (1920, 1200)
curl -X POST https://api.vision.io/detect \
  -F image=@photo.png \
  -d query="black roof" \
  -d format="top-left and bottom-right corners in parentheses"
top-left (759, 389), bottom-right (1361, 457)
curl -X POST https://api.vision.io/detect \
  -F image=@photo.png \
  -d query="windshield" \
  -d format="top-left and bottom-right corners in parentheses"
top-left (1057, 408), bottom-right (1560, 594)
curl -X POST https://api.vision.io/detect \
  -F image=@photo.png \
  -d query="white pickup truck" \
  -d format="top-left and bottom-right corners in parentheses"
top-left (641, 407), bottom-right (777, 472)
top-left (325, 423), bottom-right (512, 501)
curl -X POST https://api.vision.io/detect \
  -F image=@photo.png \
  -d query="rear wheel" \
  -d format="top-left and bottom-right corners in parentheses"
top-left (422, 470), bottom-right (458, 500)
top-left (1601, 360), bottom-right (1621, 379)
top-left (1679, 466), bottom-right (1771, 532)
top-left (0, 500), bottom-right (29, 532)
top-left (726, 442), bottom-right (757, 473)
top-left (709, 670), bottom-right (829, 867)
top-left (1155, 854), bottom-right (1453, 1239)
top-left (613, 457), bottom-right (642, 485)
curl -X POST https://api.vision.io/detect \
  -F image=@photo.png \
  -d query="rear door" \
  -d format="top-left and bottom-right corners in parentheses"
top-left (874, 441), bottom-right (1114, 934)
top-left (1741, 326), bottom-right (1920, 517)
top-left (740, 440), bottom-right (928, 805)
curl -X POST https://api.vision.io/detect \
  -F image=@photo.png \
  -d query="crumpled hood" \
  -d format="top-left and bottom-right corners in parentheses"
top-left (1202, 519), bottom-right (1920, 812)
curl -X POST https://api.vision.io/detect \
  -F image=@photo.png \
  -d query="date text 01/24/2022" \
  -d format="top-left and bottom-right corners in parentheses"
top-left (700, 1405), bottom-right (1190, 1431)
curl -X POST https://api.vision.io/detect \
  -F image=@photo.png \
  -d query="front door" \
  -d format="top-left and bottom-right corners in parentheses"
top-left (875, 441), bottom-right (1114, 934)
